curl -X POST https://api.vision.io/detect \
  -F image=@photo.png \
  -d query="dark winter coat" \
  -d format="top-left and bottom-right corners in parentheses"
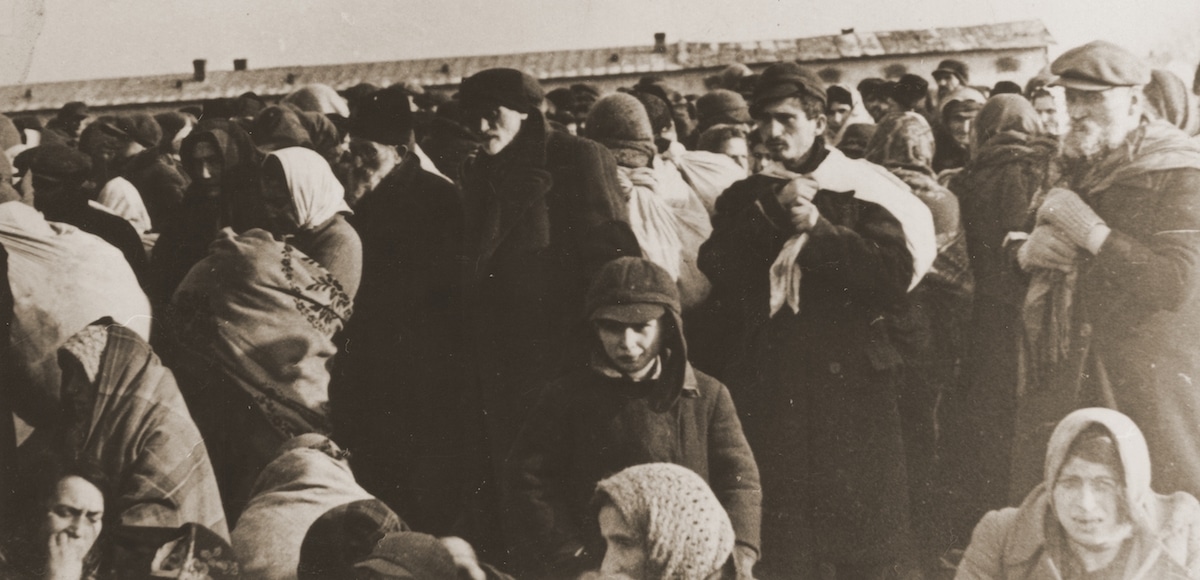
top-left (332, 152), bottom-right (465, 535)
top-left (1010, 121), bottom-right (1200, 502)
top-left (697, 149), bottom-right (917, 576)
top-left (943, 97), bottom-right (1056, 533)
top-left (459, 112), bottom-right (640, 473)
top-left (457, 111), bottom-right (640, 558)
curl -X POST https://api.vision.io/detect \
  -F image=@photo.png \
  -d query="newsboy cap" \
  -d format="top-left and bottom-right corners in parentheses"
top-left (459, 68), bottom-right (544, 114)
top-left (1050, 40), bottom-right (1151, 91)
top-left (752, 62), bottom-right (827, 113)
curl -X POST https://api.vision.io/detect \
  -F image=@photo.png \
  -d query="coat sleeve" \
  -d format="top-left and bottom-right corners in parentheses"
top-left (1090, 169), bottom-right (1200, 313)
top-left (706, 381), bottom-right (763, 556)
top-left (800, 200), bottom-right (915, 311)
top-left (505, 383), bottom-right (591, 575)
top-left (954, 509), bottom-right (1016, 580)
top-left (565, 138), bottom-right (642, 279)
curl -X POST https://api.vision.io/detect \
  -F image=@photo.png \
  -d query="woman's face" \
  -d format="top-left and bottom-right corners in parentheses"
top-left (43, 475), bottom-right (104, 548)
top-left (599, 504), bottom-right (649, 578)
top-left (1053, 456), bottom-right (1129, 549)
top-left (260, 161), bottom-right (300, 235)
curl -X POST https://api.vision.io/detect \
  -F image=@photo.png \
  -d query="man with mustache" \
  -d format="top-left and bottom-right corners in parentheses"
top-left (696, 62), bottom-right (936, 579)
top-left (1010, 41), bottom-right (1200, 505)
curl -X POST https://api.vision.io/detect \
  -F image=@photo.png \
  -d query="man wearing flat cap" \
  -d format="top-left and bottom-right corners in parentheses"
top-left (331, 84), bottom-right (467, 535)
top-left (454, 67), bottom-right (641, 559)
top-left (1010, 40), bottom-right (1200, 504)
top-left (696, 61), bottom-right (936, 578)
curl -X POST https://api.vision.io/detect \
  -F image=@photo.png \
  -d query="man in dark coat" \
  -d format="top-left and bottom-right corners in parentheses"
top-left (330, 86), bottom-right (466, 536)
top-left (1010, 41), bottom-right (1200, 503)
top-left (507, 257), bottom-right (761, 579)
top-left (696, 62), bottom-right (936, 579)
top-left (455, 68), bottom-right (640, 561)
top-left (17, 144), bottom-right (148, 283)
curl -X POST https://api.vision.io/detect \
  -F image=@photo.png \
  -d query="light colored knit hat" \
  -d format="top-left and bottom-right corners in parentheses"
top-left (585, 93), bottom-right (658, 168)
top-left (594, 463), bottom-right (734, 580)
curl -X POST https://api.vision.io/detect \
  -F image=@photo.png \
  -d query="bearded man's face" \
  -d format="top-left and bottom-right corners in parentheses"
top-left (1062, 87), bottom-right (1141, 161)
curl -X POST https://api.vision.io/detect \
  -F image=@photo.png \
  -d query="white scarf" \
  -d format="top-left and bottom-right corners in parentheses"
top-left (267, 147), bottom-right (351, 231)
top-left (762, 147), bottom-right (936, 316)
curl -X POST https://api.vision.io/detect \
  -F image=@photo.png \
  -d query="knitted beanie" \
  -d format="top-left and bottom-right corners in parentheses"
top-left (594, 463), bottom-right (734, 580)
top-left (826, 85), bottom-right (854, 108)
top-left (586, 93), bottom-right (658, 168)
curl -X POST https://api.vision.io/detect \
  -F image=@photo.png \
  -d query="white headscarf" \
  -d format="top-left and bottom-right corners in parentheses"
top-left (266, 147), bottom-right (351, 231)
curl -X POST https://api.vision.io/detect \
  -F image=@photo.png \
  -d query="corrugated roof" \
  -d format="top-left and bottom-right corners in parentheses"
top-left (0, 19), bottom-right (1052, 114)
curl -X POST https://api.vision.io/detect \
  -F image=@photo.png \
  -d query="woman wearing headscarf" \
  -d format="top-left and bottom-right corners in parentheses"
top-left (865, 111), bottom-right (974, 566)
top-left (824, 84), bottom-right (876, 148)
top-left (1144, 69), bottom-right (1197, 135)
top-left (163, 168), bottom-right (356, 521)
top-left (256, 146), bottom-right (361, 299)
top-left (149, 118), bottom-right (264, 311)
top-left (943, 94), bottom-right (1058, 544)
top-left (956, 408), bottom-right (1200, 579)
top-left (51, 320), bottom-right (228, 538)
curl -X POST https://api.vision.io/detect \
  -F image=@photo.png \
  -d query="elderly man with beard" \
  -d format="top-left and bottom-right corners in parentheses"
top-left (697, 62), bottom-right (936, 579)
top-left (1010, 41), bottom-right (1200, 505)
top-left (331, 85), bottom-right (466, 535)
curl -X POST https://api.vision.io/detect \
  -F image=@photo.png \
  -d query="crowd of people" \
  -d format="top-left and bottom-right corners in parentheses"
top-left (1, 36), bottom-right (1200, 579)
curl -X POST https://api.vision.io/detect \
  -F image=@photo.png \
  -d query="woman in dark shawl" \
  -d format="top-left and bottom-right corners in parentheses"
top-left (865, 112), bottom-right (975, 566)
top-left (148, 118), bottom-right (263, 311)
top-left (943, 94), bottom-right (1058, 547)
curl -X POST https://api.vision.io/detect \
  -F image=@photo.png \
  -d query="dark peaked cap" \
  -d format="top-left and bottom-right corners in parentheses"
top-left (751, 62), bottom-right (827, 114)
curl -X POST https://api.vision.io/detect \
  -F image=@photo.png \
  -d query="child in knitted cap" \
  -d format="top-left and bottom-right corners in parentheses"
top-left (592, 463), bottom-right (736, 580)
top-left (507, 257), bottom-right (760, 579)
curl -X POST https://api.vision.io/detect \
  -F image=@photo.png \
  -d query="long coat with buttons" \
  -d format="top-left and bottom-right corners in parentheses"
top-left (1009, 122), bottom-right (1200, 502)
top-left (696, 167), bottom-right (916, 576)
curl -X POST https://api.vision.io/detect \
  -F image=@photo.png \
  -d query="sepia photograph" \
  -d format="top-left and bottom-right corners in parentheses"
top-left (0, 0), bottom-right (1199, 578)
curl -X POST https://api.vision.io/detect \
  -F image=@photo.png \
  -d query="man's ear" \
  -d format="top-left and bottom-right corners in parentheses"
top-left (814, 113), bottom-right (828, 136)
top-left (393, 143), bottom-right (409, 160)
top-left (1128, 88), bottom-right (1143, 118)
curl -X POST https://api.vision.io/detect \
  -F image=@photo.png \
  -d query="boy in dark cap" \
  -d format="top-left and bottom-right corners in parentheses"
top-left (858, 77), bottom-right (893, 122)
top-left (1009, 40), bottom-right (1200, 506)
top-left (508, 257), bottom-right (760, 579)
top-left (932, 58), bottom-right (970, 103)
top-left (455, 67), bottom-right (640, 561)
top-left (17, 144), bottom-right (148, 281)
top-left (696, 60), bottom-right (935, 579)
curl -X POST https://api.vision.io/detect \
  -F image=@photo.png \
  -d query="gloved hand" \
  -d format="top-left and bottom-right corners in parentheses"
top-left (1018, 224), bottom-right (1083, 272)
top-left (1037, 188), bottom-right (1107, 252)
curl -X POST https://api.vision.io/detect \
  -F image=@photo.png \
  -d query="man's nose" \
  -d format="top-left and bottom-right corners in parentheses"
top-left (1078, 484), bottom-right (1099, 510)
top-left (200, 164), bottom-right (212, 180)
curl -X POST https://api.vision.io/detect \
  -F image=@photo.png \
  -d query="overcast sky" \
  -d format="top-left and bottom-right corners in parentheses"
top-left (4, 0), bottom-right (1199, 86)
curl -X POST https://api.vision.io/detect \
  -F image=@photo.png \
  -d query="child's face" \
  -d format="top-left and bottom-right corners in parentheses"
top-left (596, 317), bottom-right (664, 375)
